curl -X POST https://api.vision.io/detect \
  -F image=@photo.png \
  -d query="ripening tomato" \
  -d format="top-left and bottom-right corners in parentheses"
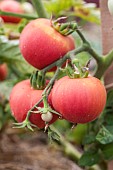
top-left (20, 18), bottom-right (75, 70)
top-left (9, 80), bottom-right (58, 129)
top-left (0, 0), bottom-right (23, 23)
top-left (50, 76), bottom-right (106, 124)
top-left (0, 63), bottom-right (8, 81)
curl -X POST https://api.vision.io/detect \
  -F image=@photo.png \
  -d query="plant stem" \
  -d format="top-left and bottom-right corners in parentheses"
top-left (76, 28), bottom-right (89, 44)
top-left (76, 28), bottom-right (103, 63)
top-left (43, 95), bottom-right (48, 108)
top-left (42, 67), bottom-right (61, 96)
top-left (75, 26), bottom-right (113, 79)
top-left (26, 98), bottom-right (43, 120)
top-left (51, 125), bottom-right (81, 161)
top-left (95, 49), bottom-right (113, 79)
top-left (32, 0), bottom-right (48, 18)
top-left (0, 10), bottom-right (37, 20)
top-left (26, 67), bottom-right (60, 120)
top-left (41, 46), bottom-right (87, 73)
top-left (104, 49), bottom-right (113, 67)
top-left (50, 125), bottom-right (102, 170)
top-left (85, 46), bottom-right (103, 64)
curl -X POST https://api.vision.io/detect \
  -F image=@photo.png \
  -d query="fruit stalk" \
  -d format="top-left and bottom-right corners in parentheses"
top-left (41, 46), bottom-right (87, 73)
top-left (75, 28), bottom-right (113, 79)
top-left (95, 49), bottom-right (113, 78)
top-left (51, 125), bottom-right (102, 170)
top-left (32, 0), bottom-right (48, 18)
top-left (0, 10), bottom-right (37, 20)
top-left (42, 66), bottom-right (61, 96)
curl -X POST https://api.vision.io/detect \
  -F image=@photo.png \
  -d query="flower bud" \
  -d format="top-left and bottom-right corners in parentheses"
top-left (41, 112), bottom-right (53, 122)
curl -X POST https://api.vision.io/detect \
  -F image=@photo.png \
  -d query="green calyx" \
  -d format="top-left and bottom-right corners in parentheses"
top-left (30, 70), bottom-right (46, 90)
top-left (66, 59), bottom-right (90, 79)
top-left (51, 17), bottom-right (78, 36)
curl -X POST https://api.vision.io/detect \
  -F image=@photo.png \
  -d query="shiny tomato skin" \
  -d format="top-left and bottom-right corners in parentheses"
top-left (20, 18), bottom-right (75, 70)
top-left (0, 0), bottom-right (23, 23)
top-left (50, 76), bottom-right (106, 124)
top-left (10, 80), bottom-right (58, 129)
top-left (0, 63), bottom-right (8, 81)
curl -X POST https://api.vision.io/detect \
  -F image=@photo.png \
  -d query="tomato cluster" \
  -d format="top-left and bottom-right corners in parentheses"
top-left (10, 18), bottom-right (106, 129)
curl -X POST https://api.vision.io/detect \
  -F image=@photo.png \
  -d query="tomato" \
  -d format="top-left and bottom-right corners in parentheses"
top-left (19, 18), bottom-right (75, 70)
top-left (9, 79), bottom-right (58, 129)
top-left (0, 0), bottom-right (23, 23)
top-left (0, 63), bottom-right (8, 81)
top-left (50, 76), bottom-right (106, 124)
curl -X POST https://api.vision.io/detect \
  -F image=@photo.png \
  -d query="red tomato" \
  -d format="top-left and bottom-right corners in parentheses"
top-left (0, 0), bottom-right (23, 23)
top-left (50, 76), bottom-right (106, 124)
top-left (0, 63), bottom-right (8, 81)
top-left (10, 79), bottom-right (58, 129)
top-left (20, 18), bottom-right (75, 70)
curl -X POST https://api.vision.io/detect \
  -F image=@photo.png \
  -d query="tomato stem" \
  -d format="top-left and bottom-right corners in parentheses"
top-left (42, 67), bottom-right (60, 97)
top-left (24, 67), bottom-right (61, 126)
top-left (32, 0), bottom-right (48, 18)
top-left (95, 49), bottom-right (113, 79)
top-left (50, 125), bottom-right (102, 170)
top-left (52, 17), bottom-right (78, 36)
top-left (0, 10), bottom-right (37, 20)
top-left (43, 95), bottom-right (48, 108)
top-left (41, 46), bottom-right (87, 73)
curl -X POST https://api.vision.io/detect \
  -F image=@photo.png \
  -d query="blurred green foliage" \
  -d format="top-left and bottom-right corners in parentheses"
top-left (44, 0), bottom-right (100, 24)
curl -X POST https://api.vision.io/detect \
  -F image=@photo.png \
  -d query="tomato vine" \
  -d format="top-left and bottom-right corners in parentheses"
top-left (2, 0), bottom-right (113, 170)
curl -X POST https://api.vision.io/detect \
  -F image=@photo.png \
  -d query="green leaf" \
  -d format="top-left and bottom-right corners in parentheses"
top-left (79, 150), bottom-right (100, 166)
top-left (106, 90), bottom-right (113, 107)
top-left (44, 0), bottom-right (76, 15)
top-left (96, 126), bottom-right (113, 144)
top-left (0, 36), bottom-right (34, 74)
top-left (66, 124), bottom-right (87, 144)
top-left (73, 7), bottom-right (100, 25)
top-left (105, 114), bottom-right (113, 125)
top-left (0, 36), bottom-right (21, 63)
top-left (0, 121), bottom-right (3, 130)
top-left (0, 105), bottom-right (3, 130)
top-left (101, 143), bottom-right (113, 160)
top-left (103, 90), bottom-right (113, 125)
top-left (82, 133), bottom-right (96, 145)
top-left (105, 125), bottom-right (113, 135)
top-left (48, 127), bottom-right (60, 142)
top-left (0, 81), bottom-right (13, 100)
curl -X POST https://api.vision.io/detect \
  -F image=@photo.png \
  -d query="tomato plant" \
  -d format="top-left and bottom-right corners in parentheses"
top-left (1, 0), bottom-right (113, 169)
top-left (10, 79), bottom-right (58, 129)
top-left (0, 63), bottom-right (8, 81)
top-left (20, 18), bottom-right (75, 70)
top-left (0, 0), bottom-right (23, 23)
